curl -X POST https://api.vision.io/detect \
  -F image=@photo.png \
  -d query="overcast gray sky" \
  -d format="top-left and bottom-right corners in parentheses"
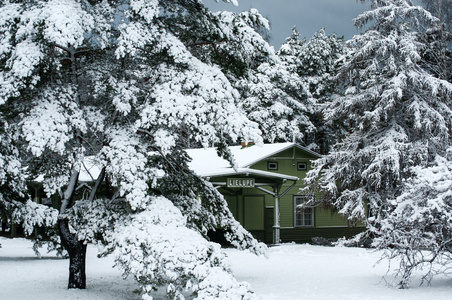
top-left (205, 0), bottom-right (370, 48)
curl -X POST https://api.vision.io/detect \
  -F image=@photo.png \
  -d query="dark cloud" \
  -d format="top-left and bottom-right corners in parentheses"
top-left (205, 0), bottom-right (370, 48)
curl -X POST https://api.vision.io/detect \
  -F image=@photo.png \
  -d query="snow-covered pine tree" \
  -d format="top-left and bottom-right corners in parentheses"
top-left (420, 0), bottom-right (452, 32)
top-left (418, 0), bottom-right (452, 81)
top-left (237, 26), bottom-right (315, 144)
top-left (294, 28), bottom-right (343, 101)
top-left (377, 148), bottom-right (452, 288)
top-left (372, 1), bottom-right (452, 286)
top-left (0, 0), bottom-right (270, 298)
top-left (0, 119), bottom-right (26, 240)
top-left (278, 27), bottom-right (345, 153)
top-left (277, 26), bottom-right (306, 74)
top-left (305, 0), bottom-right (452, 262)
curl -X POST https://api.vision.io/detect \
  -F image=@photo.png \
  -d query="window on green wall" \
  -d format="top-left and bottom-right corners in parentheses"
top-left (294, 195), bottom-right (314, 227)
top-left (297, 162), bottom-right (307, 171)
top-left (267, 161), bottom-right (278, 170)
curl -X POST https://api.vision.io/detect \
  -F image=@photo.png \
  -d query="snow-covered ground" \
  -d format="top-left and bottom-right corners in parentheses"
top-left (1, 237), bottom-right (451, 300)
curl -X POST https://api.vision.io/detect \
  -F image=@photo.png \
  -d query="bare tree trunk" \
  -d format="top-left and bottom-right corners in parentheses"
top-left (58, 218), bottom-right (87, 289)
top-left (58, 163), bottom-right (87, 289)
top-left (53, 42), bottom-right (102, 290)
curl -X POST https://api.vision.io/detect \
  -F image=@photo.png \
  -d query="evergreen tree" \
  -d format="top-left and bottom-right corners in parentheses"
top-left (0, 0), bottom-right (269, 298)
top-left (305, 0), bottom-right (452, 264)
top-left (277, 26), bottom-right (306, 74)
top-left (245, 26), bottom-right (345, 153)
top-left (420, 0), bottom-right (452, 32)
top-left (419, 0), bottom-right (452, 81)
top-left (237, 56), bottom-right (314, 144)
top-left (239, 26), bottom-right (344, 151)
top-left (377, 148), bottom-right (452, 287)
top-left (281, 27), bottom-right (345, 153)
top-left (0, 119), bottom-right (26, 237)
top-left (237, 27), bottom-right (315, 145)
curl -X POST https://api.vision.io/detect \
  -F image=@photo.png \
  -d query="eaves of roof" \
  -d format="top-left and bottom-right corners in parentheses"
top-left (240, 143), bottom-right (322, 168)
top-left (198, 167), bottom-right (299, 182)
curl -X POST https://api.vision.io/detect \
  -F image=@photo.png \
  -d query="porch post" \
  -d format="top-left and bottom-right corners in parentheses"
top-left (273, 187), bottom-right (280, 244)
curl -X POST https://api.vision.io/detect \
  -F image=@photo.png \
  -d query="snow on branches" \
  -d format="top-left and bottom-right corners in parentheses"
top-left (306, 0), bottom-right (452, 221)
top-left (22, 86), bottom-right (86, 157)
top-left (238, 58), bottom-right (314, 143)
top-left (12, 200), bottom-right (58, 236)
top-left (376, 151), bottom-right (452, 287)
top-left (0, 126), bottom-right (24, 199)
top-left (239, 25), bottom-right (344, 149)
top-left (1, 0), bottom-right (269, 295)
top-left (305, 0), bottom-right (452, 287)
top-left (0, 0), bottom-right (109, 104)
top-left (135, 39), bottom-right (262, 148)
top-left (110, 196), bottom-right (256, 300)
top-left (99, 129), bottom-right (163, 211)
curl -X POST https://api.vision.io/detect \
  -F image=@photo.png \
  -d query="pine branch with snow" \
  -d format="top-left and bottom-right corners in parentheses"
top-left (375, 150), bottom-right (452, 287)
top-left (305, 0), bottom-right (452, 261)
top-left (1, 0), bottom-right (268, 296)
top-left (306, 0), bottom-right (452, 217)
top-left (106, 197), bottom-right (257, 300)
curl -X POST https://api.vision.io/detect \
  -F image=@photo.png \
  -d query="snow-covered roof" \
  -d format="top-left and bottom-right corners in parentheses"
top-left (34, 143), bottom-right (316, 183)
top-left (32, 157), bottom-right (102, 183)
top-left (186, 142), bottom-right (319, 180)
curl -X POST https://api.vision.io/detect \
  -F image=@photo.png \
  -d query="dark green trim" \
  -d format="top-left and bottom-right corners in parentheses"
top-left (280, 227), bottom-right (365, 244)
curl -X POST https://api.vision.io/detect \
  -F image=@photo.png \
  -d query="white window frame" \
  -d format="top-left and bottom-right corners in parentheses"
top-left (297, 162), bottom-right (307, 171)
top-left (294, 195), bottom-right (314, 227)
top-left (267, 161), bottom-right (278, 170)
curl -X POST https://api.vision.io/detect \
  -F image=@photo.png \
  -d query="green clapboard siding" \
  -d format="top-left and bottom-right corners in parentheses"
top-left (249, 146), bottom-right (320, 229)
top-left (206, 144), bottom-right (368, 244)
top-left (280, 194), bottom-right (294, 228)
top-left (244, 196), bottom-right (264, 230)
top-left (315, 206), bottom-right (348, 227)
top-left (225, 195), bottom-right (238, 220)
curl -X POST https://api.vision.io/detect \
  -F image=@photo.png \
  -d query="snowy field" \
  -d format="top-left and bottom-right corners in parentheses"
top-left (1, 237), bottom-right (452, 300)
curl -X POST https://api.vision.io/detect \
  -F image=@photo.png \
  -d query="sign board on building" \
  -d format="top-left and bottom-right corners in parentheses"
top-left (227, 178), bottom-right (255, 188)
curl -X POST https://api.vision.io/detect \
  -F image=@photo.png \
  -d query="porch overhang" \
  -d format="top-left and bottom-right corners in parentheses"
top-left (201, 168), bottom-right (299, 245)
top-left (199, 167), bottom-right (299, 183)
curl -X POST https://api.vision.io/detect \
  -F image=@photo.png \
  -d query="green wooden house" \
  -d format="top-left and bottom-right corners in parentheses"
top-left (7, 142), bottom-right (364, 244)
top-left (187, 142), bottom-right (365, 244)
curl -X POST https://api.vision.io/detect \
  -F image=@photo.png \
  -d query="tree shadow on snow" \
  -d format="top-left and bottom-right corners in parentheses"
top-left (0, 256), bottom-right (64, 261)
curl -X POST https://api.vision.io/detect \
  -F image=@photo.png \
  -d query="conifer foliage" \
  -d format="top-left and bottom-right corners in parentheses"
top-left (279, 27), bottom-right (344, 153)
top-left (0, 0), bottom-right (269, 298)
top-left (377, 149), bottom-right (452, 288)
top-left (305, 0), bottom-right (452, 285)
top-left (237, 26), bottom-right (343, 150)
top-left (236, 26), bottom-right (314, 144)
